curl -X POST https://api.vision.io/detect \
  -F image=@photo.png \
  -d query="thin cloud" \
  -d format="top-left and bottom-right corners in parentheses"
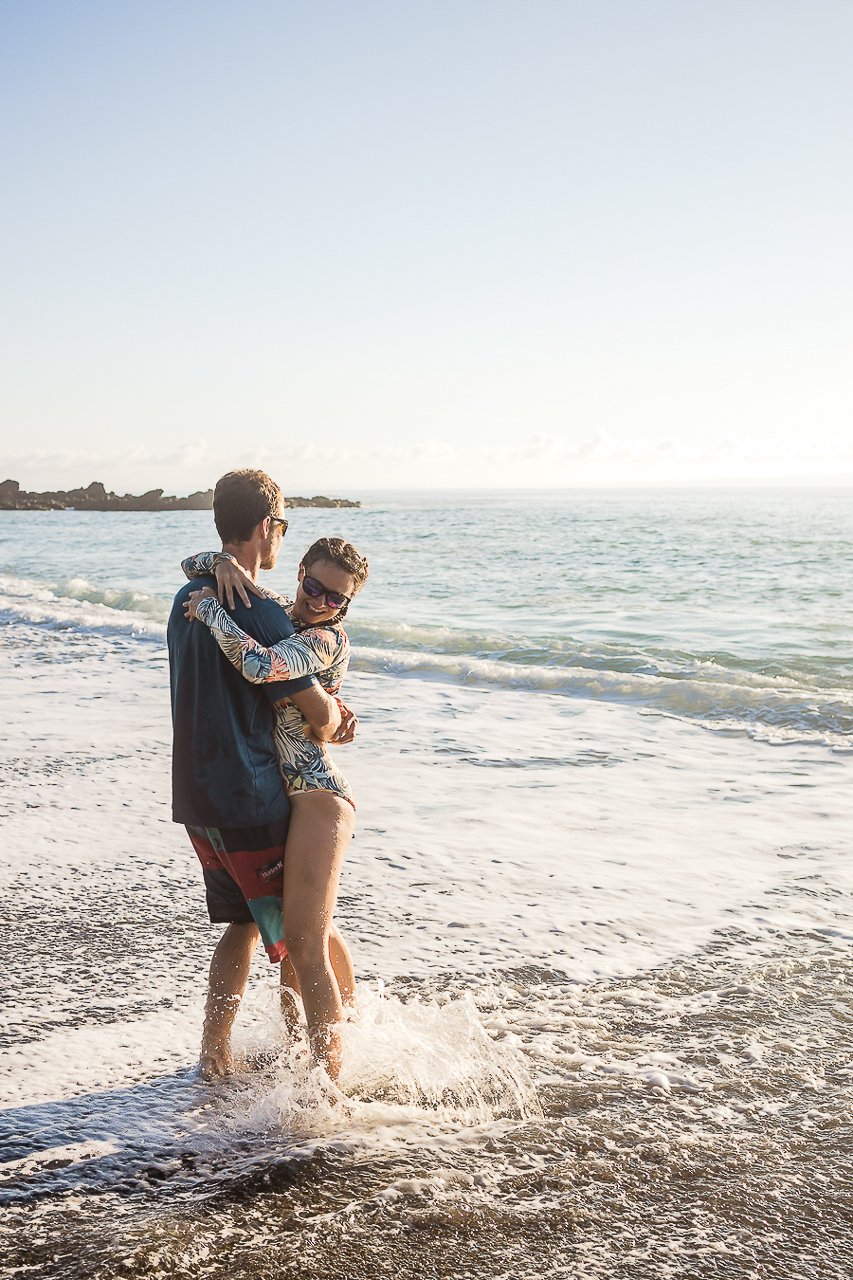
top-left (2, 430), bottom-right (853, 494)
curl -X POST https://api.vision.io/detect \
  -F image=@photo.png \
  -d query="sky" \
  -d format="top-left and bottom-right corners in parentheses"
top-left (0, 0), bottom-right (851, 494)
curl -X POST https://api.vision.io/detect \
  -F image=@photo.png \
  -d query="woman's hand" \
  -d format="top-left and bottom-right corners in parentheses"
top-left (302, 700), bottom-right (358, 746)
top-left (214, 558), bottom-right (266, 610)
top-left (184, 586), bottom-right (218, 621)
top-left (330, 699), bottom-right (358, 744)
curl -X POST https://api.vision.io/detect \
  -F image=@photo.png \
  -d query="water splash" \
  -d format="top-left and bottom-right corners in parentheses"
top-left (240, 984), bottom-right (540, 1138)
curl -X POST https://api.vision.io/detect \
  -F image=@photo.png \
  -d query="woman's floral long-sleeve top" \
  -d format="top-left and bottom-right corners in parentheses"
top-left (181, 551), bottom-right (349, 696)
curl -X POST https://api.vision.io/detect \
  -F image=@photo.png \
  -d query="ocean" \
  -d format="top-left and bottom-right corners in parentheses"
top-left (2, 489), bottom-right (852, 1278)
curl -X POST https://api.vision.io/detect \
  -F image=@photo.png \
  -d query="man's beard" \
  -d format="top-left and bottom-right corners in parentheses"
top-left (259, 549), bottom-right (278, 571)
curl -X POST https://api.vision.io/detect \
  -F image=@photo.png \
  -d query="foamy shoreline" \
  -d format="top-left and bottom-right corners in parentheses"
top-left (4, 617), bottom-right (853, 1276)
top-left (4, 619), bottom-right (853, 1107)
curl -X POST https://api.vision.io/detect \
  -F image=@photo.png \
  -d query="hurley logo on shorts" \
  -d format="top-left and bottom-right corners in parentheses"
top-left (256, 856), bottom-right (285, 883)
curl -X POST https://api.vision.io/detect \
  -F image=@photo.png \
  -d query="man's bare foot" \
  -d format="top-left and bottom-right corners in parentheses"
top-left (198, 1048), bottom-right (233, 1081)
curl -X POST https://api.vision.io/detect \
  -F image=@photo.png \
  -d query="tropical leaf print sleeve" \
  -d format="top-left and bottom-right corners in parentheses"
top-left (193, 596), bottom-right (348, 687)
top-left (181, 550), bottom-right (234, 579)
top-left (181, 552), bottom-right (294, 608)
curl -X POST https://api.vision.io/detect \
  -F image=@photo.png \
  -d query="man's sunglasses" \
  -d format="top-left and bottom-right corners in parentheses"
top-left (302, 574), bottom-right (351, 609)
top-left (269, 516), bottom-right (289, 535)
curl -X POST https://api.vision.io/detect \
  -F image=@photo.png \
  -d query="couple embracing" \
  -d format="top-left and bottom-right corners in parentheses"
top-left (167, 468), bottom-right (367, 1083)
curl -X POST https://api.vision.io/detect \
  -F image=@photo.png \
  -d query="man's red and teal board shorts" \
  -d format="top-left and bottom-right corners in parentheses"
top-left (186, 819), bottom-right (288, 964)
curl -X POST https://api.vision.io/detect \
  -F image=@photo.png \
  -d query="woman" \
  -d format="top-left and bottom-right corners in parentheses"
top-left (184, 536), bottom-right (368, 1080)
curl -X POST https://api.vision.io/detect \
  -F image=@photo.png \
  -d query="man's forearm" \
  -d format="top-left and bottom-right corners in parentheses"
top-left (284, 685), bottom-right (342, 741)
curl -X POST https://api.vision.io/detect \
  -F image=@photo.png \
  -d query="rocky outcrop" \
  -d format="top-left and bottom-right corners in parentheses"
top-left (0, 479), bottom-right (213, 511)
top-left (0, 480), bottom-right (360, 511)
top-left (280, 495), bottom-right (362, 509)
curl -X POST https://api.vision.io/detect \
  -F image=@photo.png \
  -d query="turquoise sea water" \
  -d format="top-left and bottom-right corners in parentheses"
top-left (2, 488), bottom-right (852, 744)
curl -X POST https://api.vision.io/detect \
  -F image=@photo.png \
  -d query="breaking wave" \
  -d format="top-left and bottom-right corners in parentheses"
top-left (2, 572), bottom-right (852, 747)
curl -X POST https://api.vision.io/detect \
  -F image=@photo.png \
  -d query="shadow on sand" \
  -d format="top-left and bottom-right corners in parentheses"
top-left (0, 1068), bottom-right (311, 1204)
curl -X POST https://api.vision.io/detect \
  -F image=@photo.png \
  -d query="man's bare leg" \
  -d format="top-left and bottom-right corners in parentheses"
top-left (200, 921), bottom-right (260, 1080)
top-left (329, 925), bottom-right (356, 1009)
top-left (279, 955), bottom-right (301, 1036)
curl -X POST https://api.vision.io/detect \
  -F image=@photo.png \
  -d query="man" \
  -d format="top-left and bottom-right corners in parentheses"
top-left (167, 468), bottom-right (353, 1080)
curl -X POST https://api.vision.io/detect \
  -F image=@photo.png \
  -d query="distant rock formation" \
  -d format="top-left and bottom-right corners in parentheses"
top-left (283, 494), bottom-right (361, 509)
top-left (0, 480), bottom-right (361, 512)
top-left (0, 480), bottom-right (215, 511)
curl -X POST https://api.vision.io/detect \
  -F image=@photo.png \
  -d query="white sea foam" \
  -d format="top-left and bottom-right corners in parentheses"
top-left (4, 642), bottom-right (853, 1109)
top-left (0, 572), bottom-right (167, 640)
top-left (350, 643), bottom-right (853, 747)
top-left (1, 565), bottom-right (851, 745)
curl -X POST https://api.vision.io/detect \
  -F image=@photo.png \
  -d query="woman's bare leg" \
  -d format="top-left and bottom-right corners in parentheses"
top-left (281, 791), bottom-right (355, 1079)
top-left (280, 923), bottom-right (356, 1028)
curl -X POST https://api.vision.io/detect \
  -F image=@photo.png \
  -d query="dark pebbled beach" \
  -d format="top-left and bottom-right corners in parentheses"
top-left (0, 479), bottom-right (360, 512)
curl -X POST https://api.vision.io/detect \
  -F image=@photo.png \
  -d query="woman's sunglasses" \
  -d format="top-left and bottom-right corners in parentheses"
top-left (302, 574), bottom-right (351, 609)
